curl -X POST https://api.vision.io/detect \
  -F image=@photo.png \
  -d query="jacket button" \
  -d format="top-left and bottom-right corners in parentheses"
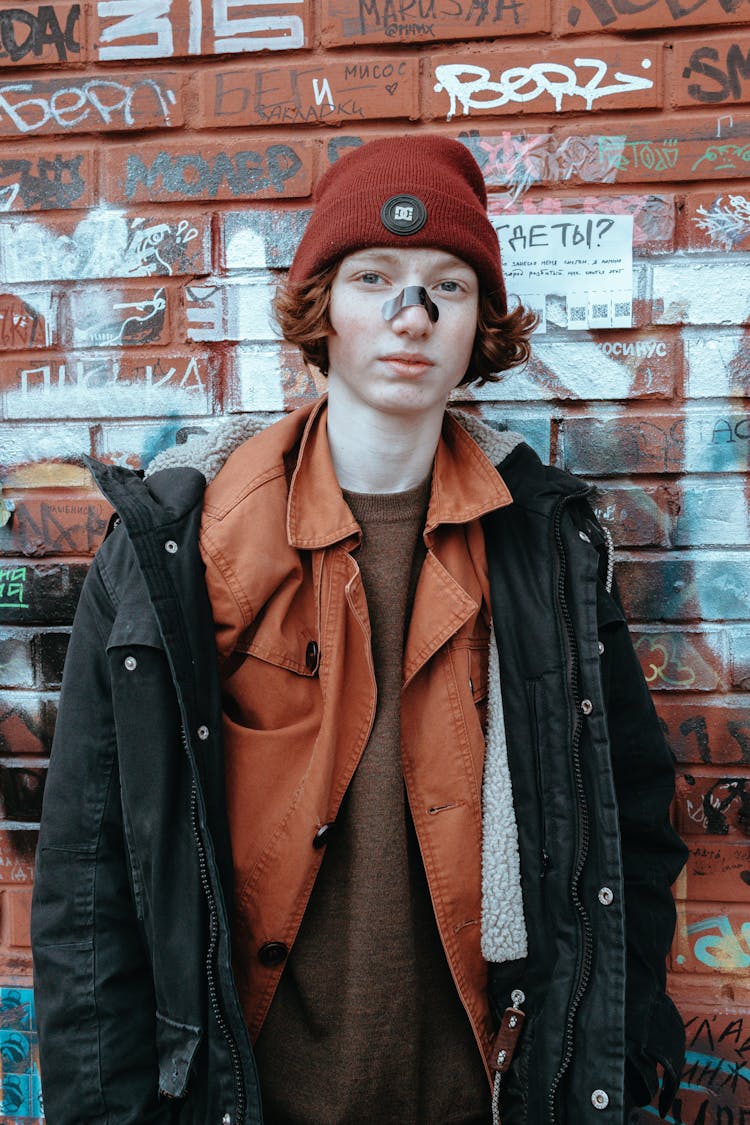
top-left (197, 725), bottom-right (210, 741)
top-left (580, 698), bottom-right (593, 716)
top-left (598, 640), bottom-right (605, 655)
top-left (306, 640), bottom-right (319, 672)
top-left (591, 1089), bottom-right (609, 1110)
top-left (598, 886), bottom-right (614, 906)
top-left (578, 530), bottom-right (591, 543)
top-left (164, 539), bottom-right (178, 554)
top-left (124, 655), bottom-right (137, 671)
top-left (222, 1115), bottom-right (232, 1125)
top-left (313, 823), bottom-right (332, 849)
top-left (258, 941), bottom-right (288, 967)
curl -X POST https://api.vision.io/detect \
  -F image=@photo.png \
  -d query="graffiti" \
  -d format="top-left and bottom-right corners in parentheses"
top-left (684, 777), bottom-right (750, 835)
top-left (597, 340), bottom-right (668, 358)
top-left (0, 153), bottom-right (86, 211)
top-left (123, 144), bottom-right (304, 201)
top-left (16, 356), bottom-right (206, 394)
top-left (185, 276), bottom-right (276, 342)
top-left (634, 635), bottom-right (698, 688)
top-left (0, 569), bottom-right (28, 611)
top-left (694, 194), bottom-right (750, 250)
top-left (0, 986), bottom-right (41, 1118)
top-left (599, 136), bottom-right (680, 173)
top-left (0, 75), bottom-right (177, 135)
top-left (687, 914), bottom-right (750, 971)
top-left (682, 44), bottom-right (750, 104)
top-left (692, 142), bottom-right (750, 174)
top-left (570, 0), bottom-right (750, 27)
top-left (0, 295), bottom-right (48, 349)
top-left (659, 705), bottom-right (750, 766)
top-left (0, 210), bottom-right (207, 283)
top-left (335, 0), bottom-right (537, 41)
top-left (209, 60), bottom-right (414, 125)
top-left (95, 0), bottom-right (306, 59)
top-left (0, 3), bottom-right (79, 63)
top-left (75, 287), bottom-right (167, 348)
top-left (434, 57), bottom-right (654, 119)
top-left (4, 500), bottom-right (109, 557)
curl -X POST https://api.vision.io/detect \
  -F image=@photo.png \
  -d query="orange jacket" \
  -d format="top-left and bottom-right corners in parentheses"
top-left (199, 396), bottom-right (512, 1069)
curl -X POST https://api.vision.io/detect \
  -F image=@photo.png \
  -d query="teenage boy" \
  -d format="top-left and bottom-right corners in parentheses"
top-left (32, 136), bottom-right (687, 1125)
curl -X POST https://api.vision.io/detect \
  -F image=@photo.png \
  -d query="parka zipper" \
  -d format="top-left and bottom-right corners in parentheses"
top-left (527, 679), bottom-right (551, 878)
top-left (547, 495), bottom-right (594, 1124)
top-left (185, 730), bottom-right (247, 1125)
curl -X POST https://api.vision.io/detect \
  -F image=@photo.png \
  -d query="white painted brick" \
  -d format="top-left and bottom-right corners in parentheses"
top-left (651, 259), bottom-right (750, 325)
top-left (234, 346), bottom-right (287, 411)
top-left (0, 289), bottom-right (57, 348)
top-left (185, 275), bottom-right (277, 342)
top-left (0, 422), bottom-right (91, 469)
top-left (222, 210), bottom-right (310, 269)
top-left (684, 331), bottom-right (749, 398)
top-left (675, 482), bottom-right (750, 546)
top-left (1, 355), bottom-right (212, 419)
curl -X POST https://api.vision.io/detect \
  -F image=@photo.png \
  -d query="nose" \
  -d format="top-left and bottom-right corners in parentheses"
top-left (390, 302), bottom-right (434, 338)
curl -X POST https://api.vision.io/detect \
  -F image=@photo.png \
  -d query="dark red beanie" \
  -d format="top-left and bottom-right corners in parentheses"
top-left (288, 135), bottom-right (506, 312)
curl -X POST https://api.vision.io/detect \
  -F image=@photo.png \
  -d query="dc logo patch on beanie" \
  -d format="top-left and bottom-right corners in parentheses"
top-left (381, 194), bottom-right (427, 236)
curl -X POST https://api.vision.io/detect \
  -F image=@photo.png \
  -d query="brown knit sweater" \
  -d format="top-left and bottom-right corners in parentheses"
top-left (254, 478), bottom-right (491, 1125)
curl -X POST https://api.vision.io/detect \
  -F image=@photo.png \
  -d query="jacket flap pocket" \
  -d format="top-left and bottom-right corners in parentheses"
top-left (106, 607), bottom-right (163, 652)
top-left (155, 1011), bottom-right (202, 1098)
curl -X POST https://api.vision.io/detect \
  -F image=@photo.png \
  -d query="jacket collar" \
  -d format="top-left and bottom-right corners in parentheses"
top-left (286, 397), bottom-right (512, 551)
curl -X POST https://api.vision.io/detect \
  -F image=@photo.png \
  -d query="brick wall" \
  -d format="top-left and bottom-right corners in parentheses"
top-left (1, 1), bottom-right (749, 1120)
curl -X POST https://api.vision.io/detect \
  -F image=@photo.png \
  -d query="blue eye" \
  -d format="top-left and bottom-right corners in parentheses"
top-left (359, 272), bottom-right (384, 284)
top-left (437, 280), bottom-right (460, 293)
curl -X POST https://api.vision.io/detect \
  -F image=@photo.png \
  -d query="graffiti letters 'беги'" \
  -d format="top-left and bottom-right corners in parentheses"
top-left (434, 56), bottom-right (654, 118)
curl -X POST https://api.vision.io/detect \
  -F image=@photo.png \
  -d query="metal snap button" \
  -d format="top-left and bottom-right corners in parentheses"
top-left (578, 530), bottom-right (591, 543)
top-left (510, 988), bottom-right (525, 1006)
top-left (598, 640), bottom-right (605, 655)
top-left (581, 699), bottom-right (593, 716)
top-left (258, 941), bottom-right (289, 967)
top-left (124, 655), bottom-right (137, 671)
top-left (591, 1089), bottom-right (609, 1110)
top-left (598, 886), bottom-right (614, 906)
top-left (222, 1115), bottom-right (232, 1125)
top-left (164, 539), bottom-right (178, 554)
top-left (197, 725), bottom-right (209, 741)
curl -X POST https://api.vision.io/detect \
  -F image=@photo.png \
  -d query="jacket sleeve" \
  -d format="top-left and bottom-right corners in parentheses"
top-left (598, 572), bottom-right (689, 1118)
top-left (31, 552), bottom-right (174, 1125)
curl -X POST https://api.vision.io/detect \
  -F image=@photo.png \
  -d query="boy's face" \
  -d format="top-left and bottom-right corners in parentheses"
top-left (326, 246), bottom-right (479, 422)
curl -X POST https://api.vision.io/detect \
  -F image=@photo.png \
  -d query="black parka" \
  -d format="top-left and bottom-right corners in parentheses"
top-left (31, 434), bottom-right (688, 1125)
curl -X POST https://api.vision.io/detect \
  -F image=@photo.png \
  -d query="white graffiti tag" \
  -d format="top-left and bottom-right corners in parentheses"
top-left (693, 194), bottom-right (750, 251)
top-left (434, 58), bottom-right (654, 120)
top-left (0, 77), bottom-right (176, 134)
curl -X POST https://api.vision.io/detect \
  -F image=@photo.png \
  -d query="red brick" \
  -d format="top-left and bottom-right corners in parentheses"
top-left (200, 58), bottom-right (419, 128)
top-left (466, 114), bottom-right (750, 193)
top-left (678, 843), bottom-right (750, 906)
top-left (658, 698), bottom-right (750, 766)
top-left (426, 43), bottom-right (662, 122)
top-left (0, 2), bottom-right (83, 67)
top-left (92, 0), bottom-right (309, 60)
top-left (674, 767), bottom-right (750, 837)
top-left (0, 830), bottom-right (36, 885)
top-left (0, 291), bottom-right (55, 351)
top-left (102, 138), bottom-right (313, 204)
top-left (0, 70), bottom-right (183, 137)
top-left (560, 0), bottom-right (750, 33)
top-left (491, 191), bottom-right (676, 251)
top-left (684, 189), bottom-right (750, 251)
top-left (561, 411), bottom-right (750, 475)
top-left (0, 492), bottom-right (111, 558)
top-left (0, 147), bottom-right (93, 212)
top-left (0, 351), bottom-right (216, 420)
top-left (5, 889), bottom-right (32, 948)
top-left (675, 33), bottom-right (750, 108)
top-left (631, 629), bottom-right (726, 692)
top-left (68, 284), bottom-right (172, 349)
top-left (321, 0), bottom-right (549, 46)
top-left (675, 901), bottom-right (750, 979)
top-left (671, 1003), bottom-right (750, 1123)
top-left (593, 484), bottom-right (674, 547)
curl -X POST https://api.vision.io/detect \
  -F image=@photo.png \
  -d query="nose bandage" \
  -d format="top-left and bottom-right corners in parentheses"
top-left (381, 286), bottom-right (439, 323)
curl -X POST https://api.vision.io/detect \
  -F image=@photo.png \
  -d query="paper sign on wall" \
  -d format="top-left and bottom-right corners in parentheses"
top-left (491, 214), bottom-right (634, 333)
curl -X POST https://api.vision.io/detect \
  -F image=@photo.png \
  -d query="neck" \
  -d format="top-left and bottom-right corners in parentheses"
top-left (326, 385), bottom-right (443, 493)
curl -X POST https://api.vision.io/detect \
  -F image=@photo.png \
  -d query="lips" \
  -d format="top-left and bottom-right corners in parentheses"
top-left (380, 352), bottom-right (435, 376)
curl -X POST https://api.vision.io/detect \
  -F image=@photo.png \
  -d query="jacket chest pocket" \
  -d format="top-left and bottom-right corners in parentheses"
top-left (223, 625), bottom-right (321, 733)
